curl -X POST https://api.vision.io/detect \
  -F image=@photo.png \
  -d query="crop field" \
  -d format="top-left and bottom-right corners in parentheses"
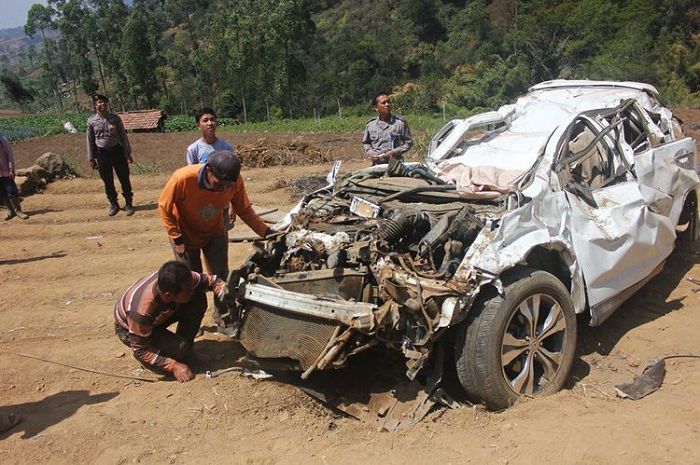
top-left (0, 112), bottom-right (448, 143)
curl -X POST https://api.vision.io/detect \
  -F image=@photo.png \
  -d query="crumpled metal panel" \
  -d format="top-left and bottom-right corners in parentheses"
top-left (566, 183), bottom-right (676, 307)
top-left (634, 138), bottom-right (699, 223)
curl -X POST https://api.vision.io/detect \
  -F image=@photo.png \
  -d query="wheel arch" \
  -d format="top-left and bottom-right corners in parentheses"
top-left (493, 244), bottom-right (588, 315)
top-left (677, 186), bottom-right (699, 241)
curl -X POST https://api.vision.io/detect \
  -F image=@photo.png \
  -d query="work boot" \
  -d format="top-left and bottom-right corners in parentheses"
top-left (3, 199), bottom-right (16, 221)
top-left (108, 203), bottom-right (120, 216)
top-left (124, 203), bottom-right (135, 216)
top-left (10, 198), bottom-right (28, 220)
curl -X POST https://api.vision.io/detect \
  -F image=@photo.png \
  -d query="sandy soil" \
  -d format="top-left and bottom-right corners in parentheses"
top-left (1, 121), bottom-right (700, 464)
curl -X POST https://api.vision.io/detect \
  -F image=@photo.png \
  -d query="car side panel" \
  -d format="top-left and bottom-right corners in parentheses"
top-left (566, 182), bottom-right (676, 307)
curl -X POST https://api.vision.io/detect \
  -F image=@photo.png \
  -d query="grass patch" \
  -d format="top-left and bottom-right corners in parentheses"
top-left (132, 161), bottom-right (162, 175)
top-left (3, 112), bottom-right (450, 141)
top-left (60, 152), bottom-right (82, 178)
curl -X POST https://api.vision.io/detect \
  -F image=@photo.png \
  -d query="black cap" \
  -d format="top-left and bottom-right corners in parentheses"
top-left (207, 150), bottom-right (241, 181)
top-left (92, 93), bottom-right (109, 102)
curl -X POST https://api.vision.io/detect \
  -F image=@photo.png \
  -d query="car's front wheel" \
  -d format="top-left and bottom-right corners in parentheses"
top-left (454, 268), bottom-right (577, 410)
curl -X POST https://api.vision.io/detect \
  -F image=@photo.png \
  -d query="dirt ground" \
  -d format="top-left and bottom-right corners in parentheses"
top-left (1, 117), bottom-right (700, 464)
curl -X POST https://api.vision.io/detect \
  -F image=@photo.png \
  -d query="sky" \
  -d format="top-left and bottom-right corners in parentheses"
top-left (1, 0), bottom-right (48, 30)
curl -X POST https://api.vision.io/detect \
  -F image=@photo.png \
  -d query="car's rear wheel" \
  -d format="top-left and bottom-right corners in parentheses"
top-left (677, 193), bottom-right (698, 242)
top-left (454, 268), bottom-right (577, 410)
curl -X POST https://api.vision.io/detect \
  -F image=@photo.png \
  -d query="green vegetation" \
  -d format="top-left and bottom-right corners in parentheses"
top-left (131, 161), bottom-right (162, 175)
top-left (0, 112), bottom-right (445, 143)
top-left (0, 113), bottom-right (88, 141)
top-left (1, 0), bottom-right (698, 120)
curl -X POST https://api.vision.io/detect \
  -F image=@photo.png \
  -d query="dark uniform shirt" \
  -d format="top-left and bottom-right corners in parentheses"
top-left (362, 115), bottom-right (413, 164)
top-left (86, 112), bottom-right (131, 161)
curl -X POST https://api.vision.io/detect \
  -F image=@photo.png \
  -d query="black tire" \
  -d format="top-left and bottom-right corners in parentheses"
top-left (454, 268), bottom-right (577, 410)
top-left (676, 193), bottom-right (698, 242)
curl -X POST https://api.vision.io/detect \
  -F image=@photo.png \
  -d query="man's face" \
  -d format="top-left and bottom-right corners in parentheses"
top-left (205, 167), bottom-right (234, 191)
top-left (374, 94), bottom-right (392, 118)
top-left (95, 98), bottom-right (109, 114)
top-left (198, 113), bottom-right (217, 138)
top-left (172, 277), bottom-right (195, 304)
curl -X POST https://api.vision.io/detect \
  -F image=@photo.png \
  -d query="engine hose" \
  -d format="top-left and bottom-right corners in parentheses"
top-left (378, 208), bottom-right (427, 243)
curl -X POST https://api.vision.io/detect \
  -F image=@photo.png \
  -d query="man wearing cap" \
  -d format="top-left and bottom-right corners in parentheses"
top-left (157, 150), bottom-right (270, 330)
top-left (87, 93), bottom-right (135, 216)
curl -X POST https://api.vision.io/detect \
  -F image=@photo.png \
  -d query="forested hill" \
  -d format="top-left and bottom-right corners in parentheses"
top-left (2, 0), bottom-right (698, 120)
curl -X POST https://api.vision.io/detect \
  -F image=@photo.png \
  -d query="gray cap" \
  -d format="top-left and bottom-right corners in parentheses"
top-left (207, 150), bottom-right (241, 181)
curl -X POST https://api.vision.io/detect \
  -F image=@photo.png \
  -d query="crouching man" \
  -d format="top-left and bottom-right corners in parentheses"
top-left (114, 260), bottom-right (226, 382)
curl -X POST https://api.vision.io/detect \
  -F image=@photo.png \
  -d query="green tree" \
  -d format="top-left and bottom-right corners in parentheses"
top-left (1, 73), bottom-right (35, 111)
top-left (121, 9), bottom-right (160, 107)
top-left (24, 3), bottom-right (64, 110)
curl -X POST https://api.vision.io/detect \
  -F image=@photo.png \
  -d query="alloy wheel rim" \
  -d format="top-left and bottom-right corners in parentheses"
top-left (500, 293), bottom-right (568, 396)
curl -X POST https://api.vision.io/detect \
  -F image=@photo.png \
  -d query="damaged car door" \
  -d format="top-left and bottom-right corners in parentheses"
top-left (556, 109), bottom-right (676, 325)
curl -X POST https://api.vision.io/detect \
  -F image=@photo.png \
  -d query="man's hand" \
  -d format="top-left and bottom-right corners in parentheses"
top-left (126, 155), bottom-right (134, 164)
top-left (174, 243), bottom-right (186, 257)
top-left (90, 159), bottom-right (98, 170)
top-left (9, 169), bottom-right (14, 180)
top-left (172, 362), bottom-right (194, 382)
top-left (371, 153), bottom-right (387, 163)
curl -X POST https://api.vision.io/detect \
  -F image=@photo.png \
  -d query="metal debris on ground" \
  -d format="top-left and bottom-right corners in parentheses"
top-left (614, 359), bottom-right (666, 400)
top-left (615, 353), bottom-right (700, 400)
top-left (205, 366), bottom-right (244, 379)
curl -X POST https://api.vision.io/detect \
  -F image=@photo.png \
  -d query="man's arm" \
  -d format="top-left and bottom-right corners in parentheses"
top-left (391, 119), bottom-right (413, 158)
top-left (230, 177), bottom-right (269, 237)
top-left (86, 120), bottom-right (97, 166)
top-left (158, 175), bottom-right (186, 247)
top-left (185, 144), bottom-right (197, 165)
top-left (115, 115), bottom-right (132, 158)
top-left (193, 271), bottom-right (226, 297)
top-left (127, 310), bottom-right (177, 373)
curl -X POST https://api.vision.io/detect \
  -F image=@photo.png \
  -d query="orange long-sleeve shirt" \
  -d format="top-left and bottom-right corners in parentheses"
top-left (158, 164), bottom-right (268, 248)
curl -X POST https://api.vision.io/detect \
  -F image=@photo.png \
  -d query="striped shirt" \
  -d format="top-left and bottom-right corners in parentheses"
top-left (114, 270), bottom-right (224, 371)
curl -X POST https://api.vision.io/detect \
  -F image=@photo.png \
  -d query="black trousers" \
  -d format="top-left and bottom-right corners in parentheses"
top-left (97, 145), bottom-right (132, 204)
top-left (170, 235), bottom-right (230, 322)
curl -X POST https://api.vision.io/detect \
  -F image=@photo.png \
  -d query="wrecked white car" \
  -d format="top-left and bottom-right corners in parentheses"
top-left (225, 80), bottom-right (699, 415)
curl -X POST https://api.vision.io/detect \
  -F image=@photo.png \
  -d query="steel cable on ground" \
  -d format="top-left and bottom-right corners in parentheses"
top-left (2, 350), bottom-right (158, 383)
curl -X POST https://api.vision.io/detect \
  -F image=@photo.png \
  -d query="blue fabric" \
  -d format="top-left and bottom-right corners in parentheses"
top-left (186, 138), bottom-right (235, 165)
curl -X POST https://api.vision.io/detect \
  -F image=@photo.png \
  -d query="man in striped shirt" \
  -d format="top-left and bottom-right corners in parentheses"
top-left (114, 260), bottom-right (226, 382)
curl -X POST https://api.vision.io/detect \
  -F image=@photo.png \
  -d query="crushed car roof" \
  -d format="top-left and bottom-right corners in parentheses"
top-left (429, 81), bottom-right (662, 169)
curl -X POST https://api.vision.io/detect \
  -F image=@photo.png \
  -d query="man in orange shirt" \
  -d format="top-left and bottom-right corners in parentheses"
top-left (158, 150), bottom-right (270, 330)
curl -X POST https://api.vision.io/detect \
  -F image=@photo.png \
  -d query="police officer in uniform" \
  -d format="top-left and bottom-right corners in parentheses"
top-left (362, 92), bottom-right (413, 165)
top-left (87, 94), bottom-right (135, 216)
